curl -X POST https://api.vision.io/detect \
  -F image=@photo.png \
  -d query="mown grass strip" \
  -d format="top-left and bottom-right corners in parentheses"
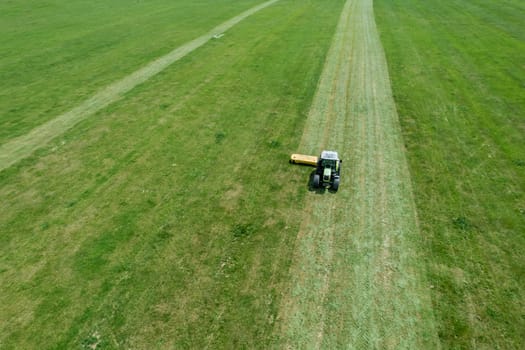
top-left (277, 0), bottom-right (439, 347)
top-left (0, 0), bottom-right (280, 172)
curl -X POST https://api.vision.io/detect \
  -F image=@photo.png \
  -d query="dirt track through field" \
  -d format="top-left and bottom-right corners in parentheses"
top-left (277, 0), bottom-right (440, 348)
top-left (0, 0), bottom-right (280, 172)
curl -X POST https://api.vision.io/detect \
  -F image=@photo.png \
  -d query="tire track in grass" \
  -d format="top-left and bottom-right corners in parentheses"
top-left (0, 0), bottom-right (280, 172)
top-left (277, 0), bottom-right (440, 348)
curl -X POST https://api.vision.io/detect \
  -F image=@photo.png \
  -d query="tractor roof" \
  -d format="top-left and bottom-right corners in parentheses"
top-left (320, 150), bottom-right (339, 160)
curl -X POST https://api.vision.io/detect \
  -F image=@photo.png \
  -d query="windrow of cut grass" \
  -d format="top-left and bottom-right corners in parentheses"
top-left (277, 0), bottom-right (438, 348)
top-left (375, 0), bottom-right (525, 348)
top-left (0, 0), bottom-right (264, 145)
top-left (0, 0), bottom-right (346, 348)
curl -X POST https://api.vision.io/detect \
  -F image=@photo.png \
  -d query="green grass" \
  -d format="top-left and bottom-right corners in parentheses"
top-left (0, 0), bottom-right (265, 144)
top-left (375, 0), bottom-right (525, 348)
top-left (0, 0), bottom-right (346, 348)
top-left (4, 0), bottom-right (523, 348)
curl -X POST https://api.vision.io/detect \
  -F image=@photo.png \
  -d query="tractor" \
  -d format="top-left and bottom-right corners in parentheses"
top-left (290, 150), bottom-right (342, 191)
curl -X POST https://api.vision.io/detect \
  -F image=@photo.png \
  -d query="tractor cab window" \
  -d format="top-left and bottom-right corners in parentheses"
top-left (322, 159), bottom-right (335, 168)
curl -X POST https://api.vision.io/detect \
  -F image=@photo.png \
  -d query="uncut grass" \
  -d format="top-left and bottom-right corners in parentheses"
top-left (0, 0), bottom-right (264, 145)
top-left (375, 0), bottom-right (525, 348)
top-left (0, 0), bottom-right (344, 347)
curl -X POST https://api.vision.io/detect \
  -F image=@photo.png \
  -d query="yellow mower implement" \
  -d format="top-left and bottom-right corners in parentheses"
top-left (289, 154), bottom-right (318, 167)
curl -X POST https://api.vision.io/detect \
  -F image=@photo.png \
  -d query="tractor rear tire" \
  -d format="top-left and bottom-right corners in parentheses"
top-left (313, 174), bottom-right (320, 188)
top-left (332, 178), bottom-right (340, 192)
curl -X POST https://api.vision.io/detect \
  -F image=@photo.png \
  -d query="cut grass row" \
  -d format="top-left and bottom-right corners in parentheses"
top-left (277, 0), bottom-right (438, 347)
top-left (375, 0), bottom-right (525, 348)
top-left (0, 0), bottom-right (346, 348)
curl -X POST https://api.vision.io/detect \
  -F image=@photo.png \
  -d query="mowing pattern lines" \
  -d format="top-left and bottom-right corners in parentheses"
top-left (277, 0), bottom-right (440, 348)
top-left (0, 0), bottom-right (280, 172)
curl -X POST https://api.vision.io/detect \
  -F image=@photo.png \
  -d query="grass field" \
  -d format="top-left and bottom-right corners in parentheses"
top-left (0, 0), bottom-right (281, 172)
top-left (0, 0), bottom-right (346, 347)
top-left (375, 0), bottom-right (525, 348)
top-left (0, 0), bottom-right (265, 144)
top-left (1, 0), bottom-right (524, 348)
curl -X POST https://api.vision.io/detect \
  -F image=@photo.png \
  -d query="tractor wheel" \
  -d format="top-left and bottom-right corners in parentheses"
top-left (332, 178), bottom-right (340, 192)
top-left (313, 174), bottom-right (320, 188)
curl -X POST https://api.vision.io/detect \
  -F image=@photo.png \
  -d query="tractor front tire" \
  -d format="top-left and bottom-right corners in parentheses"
top-left (313, 174), bottom-right (320, 188)
top-left (332, 178), bottom-right (340, 192)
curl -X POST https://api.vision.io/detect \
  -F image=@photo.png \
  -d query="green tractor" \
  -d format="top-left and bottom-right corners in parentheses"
top-left (290, 150), bottom-right (342, 192)
top-left (312, 150), bottom-right (342, 191)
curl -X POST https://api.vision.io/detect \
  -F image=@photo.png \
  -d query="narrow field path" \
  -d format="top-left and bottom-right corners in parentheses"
top-left (0, 0), bottom-right (280, 172)
top-left (277, 0), bottom-right (440, 348)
